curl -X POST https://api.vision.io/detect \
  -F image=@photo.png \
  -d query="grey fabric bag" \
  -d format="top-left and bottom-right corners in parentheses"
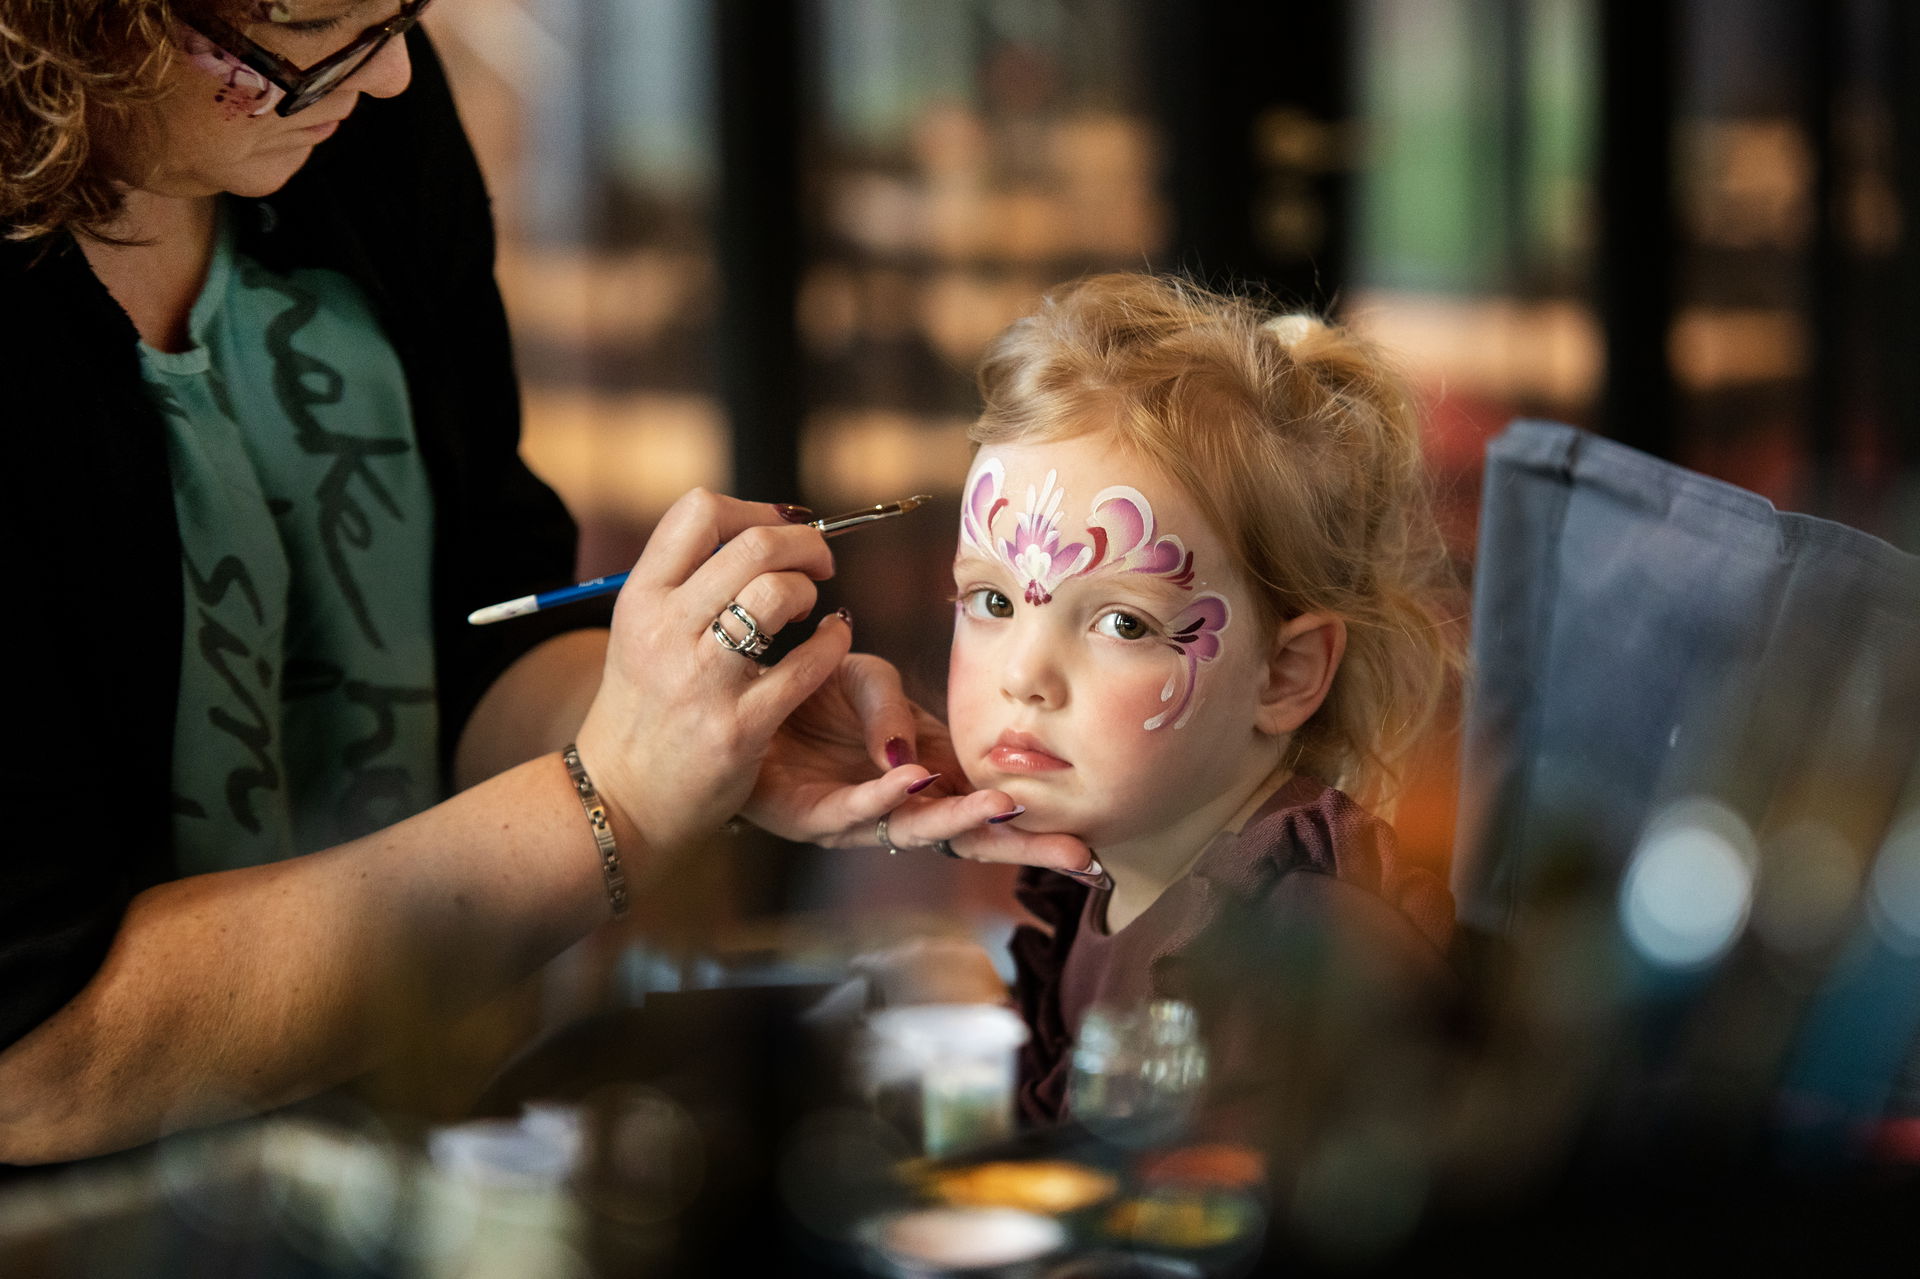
top-left (1451, 420), bottom-right (1920, 1140)
top-left (1453, 420), bottom-right (1919, 931)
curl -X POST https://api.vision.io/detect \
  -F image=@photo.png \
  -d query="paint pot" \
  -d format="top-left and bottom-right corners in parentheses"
top-left (863, 1004), bottom-right (1030, 1156)
top-left (415, 1111), bottom-right (587, 1279)
top-left (1068, 1001), bottom-right (1208, 1147)
top-left (860, 1205), bottom-right (1066, 1277)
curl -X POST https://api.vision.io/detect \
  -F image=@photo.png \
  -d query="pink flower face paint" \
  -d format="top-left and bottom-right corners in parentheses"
top-left (962, 462), bottom-right (1093, 605)
top-left (959, 456), bottom-right (1230, 730)
top-left (178, 26), bottom-right (285, 118)
top-left (949, 435), bottom-right (1284, 858)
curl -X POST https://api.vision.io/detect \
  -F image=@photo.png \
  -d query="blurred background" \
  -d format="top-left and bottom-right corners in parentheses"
top-left (415, 0), bottom-right (1919, 1002)
top-left (3, 6), bottom-right (1914, 1273)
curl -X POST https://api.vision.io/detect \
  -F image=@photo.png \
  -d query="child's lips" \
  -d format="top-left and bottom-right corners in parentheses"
top-left (987, 731), bottom-right (1071, 773)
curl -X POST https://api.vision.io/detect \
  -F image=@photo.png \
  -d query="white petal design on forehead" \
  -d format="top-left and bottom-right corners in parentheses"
top-left (1005, 470), bottom-right (1094, 605)
top-left (960, 460), bottom-right (1093, 606)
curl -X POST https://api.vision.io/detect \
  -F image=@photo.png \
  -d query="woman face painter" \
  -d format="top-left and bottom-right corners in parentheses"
top-left (0, 1), bottom-right (1083, 1165)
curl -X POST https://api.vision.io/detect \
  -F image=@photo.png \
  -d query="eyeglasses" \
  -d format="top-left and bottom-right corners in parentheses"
top-left (183, 0), bottom-right (435, 118)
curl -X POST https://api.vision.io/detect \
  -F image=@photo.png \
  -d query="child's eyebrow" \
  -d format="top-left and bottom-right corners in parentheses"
top-left (1088, 572), bottom-right (1200, 609)
top-left (951, 551), bottom-right (1215, 607)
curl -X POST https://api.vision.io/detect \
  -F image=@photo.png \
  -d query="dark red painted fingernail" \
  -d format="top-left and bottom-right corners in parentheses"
top-left (905, 773), bottom-right (943, 795)
top-left (987, 805), bottom-right (1027, 824)
top-left (885, 736), bottom-right (913, 768)
top-left (775, 504), bottom-right (815, 523)
top-left (835, 606), bottom-right (854, 626)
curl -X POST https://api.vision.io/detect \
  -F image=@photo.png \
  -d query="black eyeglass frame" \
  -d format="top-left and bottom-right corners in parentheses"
top-left (187, 0), bottom-right (435, 117)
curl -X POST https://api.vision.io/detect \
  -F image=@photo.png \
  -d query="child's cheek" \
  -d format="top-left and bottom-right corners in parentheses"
top-left (1094, 655), bottom-right (1190, 741)
top-left (1105, 648), bottom-right (1195, 736)
top-left (945, 636), bottom-right (991, 780)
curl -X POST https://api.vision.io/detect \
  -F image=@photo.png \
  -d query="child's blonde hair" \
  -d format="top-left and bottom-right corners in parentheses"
top-left (970, 273), bottom-right (1458, 806)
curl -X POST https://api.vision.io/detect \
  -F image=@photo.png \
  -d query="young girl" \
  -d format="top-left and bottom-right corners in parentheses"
top-left (931, 273), bottom-right (1461, 1127)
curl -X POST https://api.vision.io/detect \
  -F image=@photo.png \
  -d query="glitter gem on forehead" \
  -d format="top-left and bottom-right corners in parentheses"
top-left (959, 456), bottom-right (1232, 730)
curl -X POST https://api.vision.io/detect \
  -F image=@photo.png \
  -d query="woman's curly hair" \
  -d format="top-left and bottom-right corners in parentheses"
top-left (1, 1), bottom-right (242, 240)
top-left (972, 273), bottom-right (1463, 809)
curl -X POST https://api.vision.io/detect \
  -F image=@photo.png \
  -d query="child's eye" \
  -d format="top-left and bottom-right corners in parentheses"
top-left (962, 588), bottom-right (1015, 620)
top-left (1094, 610), bottom-right (1153, 641)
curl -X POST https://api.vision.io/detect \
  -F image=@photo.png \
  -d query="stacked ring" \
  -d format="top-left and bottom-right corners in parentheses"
top-left (711, 601), bottom-right (771, 658)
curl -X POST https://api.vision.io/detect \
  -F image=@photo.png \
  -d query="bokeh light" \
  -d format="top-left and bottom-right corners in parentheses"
top-left (1619, 797), bottom-right (1756, 970)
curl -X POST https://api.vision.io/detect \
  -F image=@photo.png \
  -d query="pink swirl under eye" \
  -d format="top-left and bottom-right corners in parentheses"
top-left (1146, 593), bottom-right (1231, 731)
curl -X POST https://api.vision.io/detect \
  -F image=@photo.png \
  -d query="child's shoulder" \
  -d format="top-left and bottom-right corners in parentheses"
top-left (1226, 775), bottom-right (1455, 955)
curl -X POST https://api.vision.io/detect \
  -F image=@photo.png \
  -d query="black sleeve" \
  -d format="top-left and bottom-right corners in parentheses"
top-left (4, 238), bottom-right (178, 1051)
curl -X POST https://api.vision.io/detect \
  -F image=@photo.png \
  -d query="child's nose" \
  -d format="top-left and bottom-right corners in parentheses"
top-left (1000, 628), bottom-right (1068, 709)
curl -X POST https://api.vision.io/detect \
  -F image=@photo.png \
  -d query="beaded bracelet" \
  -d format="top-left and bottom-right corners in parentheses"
top-left (562, 743), bottom-right (629, 917)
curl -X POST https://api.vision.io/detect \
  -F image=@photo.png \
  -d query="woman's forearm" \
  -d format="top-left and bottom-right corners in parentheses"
top-left (0, 753), bottom-right (619, 1164)
top-left (0, 492), bottom-right (864, 1165)
top-left (454, 629), bottom-right (609, 791)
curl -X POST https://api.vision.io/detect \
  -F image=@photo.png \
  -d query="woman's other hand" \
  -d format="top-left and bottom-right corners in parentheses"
top-left (744, 651), bottom-right (942, 845)
top-left (573, 490), bottom-right (851, 872)
top-left (744, 653), bottom-right (1095, 873)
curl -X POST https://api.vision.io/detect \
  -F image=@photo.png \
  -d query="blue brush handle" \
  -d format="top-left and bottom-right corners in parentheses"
top-left (468, 572), bottom-right (629, 625)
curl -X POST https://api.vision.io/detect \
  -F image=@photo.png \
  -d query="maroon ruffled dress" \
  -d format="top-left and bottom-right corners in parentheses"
top-left (1009, 774), bottom-right (1458, 1130)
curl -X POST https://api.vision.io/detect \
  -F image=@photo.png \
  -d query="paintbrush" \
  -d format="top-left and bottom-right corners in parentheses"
top-left (467, 494), bottom-right (936, 625)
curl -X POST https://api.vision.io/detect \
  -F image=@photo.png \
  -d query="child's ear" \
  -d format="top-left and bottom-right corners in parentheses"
top-left (1254, 611), bottom-right (1346, 736)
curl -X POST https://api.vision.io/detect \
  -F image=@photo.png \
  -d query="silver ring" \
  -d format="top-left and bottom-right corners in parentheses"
top-left (876, 814), bottom-right (960, 859)
top-left (711, 602), bottom-right (771, 657)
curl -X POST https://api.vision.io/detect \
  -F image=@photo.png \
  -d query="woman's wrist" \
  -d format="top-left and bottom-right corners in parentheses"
top-left (560, 744), bottom-right (630, 917)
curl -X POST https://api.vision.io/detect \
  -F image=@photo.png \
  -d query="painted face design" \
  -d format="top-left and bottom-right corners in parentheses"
top-left (960, 456), bottom-right (1231, 730)
top-left (178, 26), bottom-right (285, 118)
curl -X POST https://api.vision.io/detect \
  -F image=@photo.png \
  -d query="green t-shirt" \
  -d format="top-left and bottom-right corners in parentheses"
top-left (143, 205), bottom-right (440, 875)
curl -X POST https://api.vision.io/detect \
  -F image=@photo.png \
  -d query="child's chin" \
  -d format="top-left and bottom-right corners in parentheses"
top-left (999, 806), bottom-right (1104, 847)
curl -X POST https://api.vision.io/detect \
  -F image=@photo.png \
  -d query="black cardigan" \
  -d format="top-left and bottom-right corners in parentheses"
top-left (3, 32), bottom-right (586, 1051)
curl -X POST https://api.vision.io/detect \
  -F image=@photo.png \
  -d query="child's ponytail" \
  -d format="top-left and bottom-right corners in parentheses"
top-left (1252, 308), bottom-right (1459, 804)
